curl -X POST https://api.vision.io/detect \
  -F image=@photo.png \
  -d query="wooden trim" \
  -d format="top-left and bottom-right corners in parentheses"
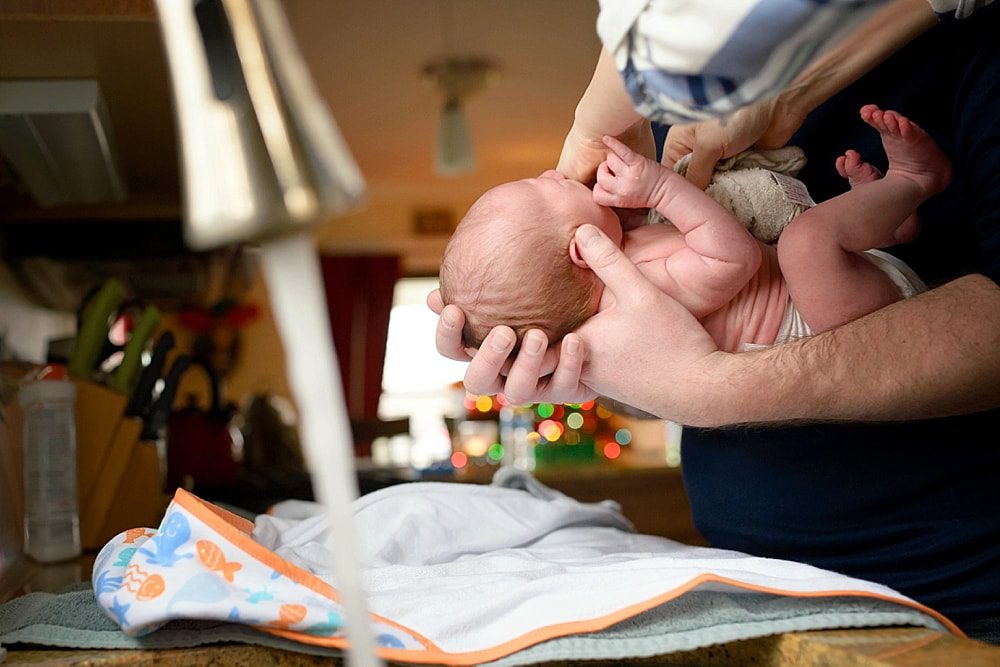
top-left (0, 0), bottom-right (154, 21)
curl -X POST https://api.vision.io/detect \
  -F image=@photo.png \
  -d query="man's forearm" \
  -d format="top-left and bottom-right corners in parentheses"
top-left (774, 0), bottom-right (937, 129)
top-left (689, 274), bottom-right (1000, 427)
top-left (571, 48), bottom-right (649, 149)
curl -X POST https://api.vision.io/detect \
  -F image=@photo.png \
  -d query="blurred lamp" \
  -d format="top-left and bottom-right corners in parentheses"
top-left (422, 56), bottom-right (500, 177)
top-left (436, 98), bottom-right (475, 175)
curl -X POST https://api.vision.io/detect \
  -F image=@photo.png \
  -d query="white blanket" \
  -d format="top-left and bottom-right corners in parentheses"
top-left (255, 475), bottom-right (957, 657)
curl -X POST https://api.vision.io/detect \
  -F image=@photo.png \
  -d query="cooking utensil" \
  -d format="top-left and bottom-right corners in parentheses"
top-left (68, 278), bottom-right (125, 380)
top-left (107, 305), bottom-right (161, 395)
top-left (140, 354), bottom-right (191, 442)
top-left (124, 330), bottom-right (175, 419)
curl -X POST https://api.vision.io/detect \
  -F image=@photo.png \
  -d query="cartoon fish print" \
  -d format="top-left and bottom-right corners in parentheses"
top-left (243, 587), bottom-right (274, 604)
top-left (113, 547), bottom-right (138, 567)
top-left (109, 596), bottom-right (131, 628)
top-left (268, 603), bottom-right (307, 628)
top-left (123, 528), bottom-right (154, 544)
top-left (376, 633), bottom-right (406, 649)
top-left (136, 573), bottom-right (166, 601)
top-left (167, 572), bottom-right (229, 613)
top-left (196, 539), bottom-right (242, 582)
top-left (139, 513), bottom-right (194, 566)
top-left (123, 563), bottom-right (152, 594)
top-left (94, 570), bottom-right (124, 596)
top-left (304, 611), bottom-right (342, 637)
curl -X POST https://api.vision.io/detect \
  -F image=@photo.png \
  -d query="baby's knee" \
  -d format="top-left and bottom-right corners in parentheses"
top-left (777, 215), bottom-right (833, 260)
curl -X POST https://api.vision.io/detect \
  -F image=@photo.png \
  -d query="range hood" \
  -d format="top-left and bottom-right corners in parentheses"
top-left (0, 79), bottom-right (127, 207)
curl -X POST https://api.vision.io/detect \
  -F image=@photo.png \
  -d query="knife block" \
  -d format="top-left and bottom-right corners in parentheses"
top-left (75, 380), bottom-right (170, 550)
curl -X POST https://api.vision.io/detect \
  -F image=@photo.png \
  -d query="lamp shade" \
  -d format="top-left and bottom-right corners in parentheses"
top-left (435, 99), bottom-right (475, 176)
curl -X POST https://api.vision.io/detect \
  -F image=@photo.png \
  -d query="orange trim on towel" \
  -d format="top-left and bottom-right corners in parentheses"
top-left (259, 571), bottom-right (965, 665)
top-left (171, 489), bottom-right (439, 652)
top-left (171, 489), bottom-right (963, 666)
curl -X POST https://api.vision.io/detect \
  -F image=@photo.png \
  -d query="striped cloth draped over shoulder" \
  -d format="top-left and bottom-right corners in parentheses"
top-left (596, 0), bottom-right (995, 125)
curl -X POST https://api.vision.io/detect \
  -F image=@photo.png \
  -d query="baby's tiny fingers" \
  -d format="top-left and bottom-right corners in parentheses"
top-left (604, 153), bottom-right (627, 175)
top-left (602, 135), bottom-right (634, 160)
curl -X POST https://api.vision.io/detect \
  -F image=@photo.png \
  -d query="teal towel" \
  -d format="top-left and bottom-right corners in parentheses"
top-left (0, 584), bottom-right (946, 664)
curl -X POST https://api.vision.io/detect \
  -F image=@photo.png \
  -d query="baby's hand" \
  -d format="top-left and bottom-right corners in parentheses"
top-left (592, 136), bottom-right (667, 210)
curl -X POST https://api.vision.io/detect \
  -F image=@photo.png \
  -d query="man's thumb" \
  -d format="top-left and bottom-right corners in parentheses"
top-left (685, 147), bottom-right (718, 190)
top-left (574, 225), bottom-right (646, 296)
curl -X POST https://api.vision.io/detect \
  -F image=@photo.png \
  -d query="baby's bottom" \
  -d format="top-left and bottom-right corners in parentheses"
top-left (765, 250), bottom-right (926, 348)
top-left (776, 218), bottom-right (911, 334)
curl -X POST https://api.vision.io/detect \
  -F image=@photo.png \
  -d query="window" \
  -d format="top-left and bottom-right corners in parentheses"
top-left (377, 277), bottom-right (467, 468)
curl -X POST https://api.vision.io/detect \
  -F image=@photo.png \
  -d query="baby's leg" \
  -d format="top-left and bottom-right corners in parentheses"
top-left (835, 149), bottom-right (920, 245)
top-left (777, 105), bottom-right (950, 333)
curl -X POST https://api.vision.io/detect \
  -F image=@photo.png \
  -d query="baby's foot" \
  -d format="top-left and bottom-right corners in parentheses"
top-left (835, 149), bottom-right (882, 189)
top-left (859, 104), bottom-right (952, 195)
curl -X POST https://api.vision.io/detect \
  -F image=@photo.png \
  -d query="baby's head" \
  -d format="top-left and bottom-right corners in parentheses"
top-left (439, 170), bottom-right (622, 349)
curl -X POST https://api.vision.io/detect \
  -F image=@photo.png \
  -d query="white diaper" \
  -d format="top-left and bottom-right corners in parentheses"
top-left (744, 249), bottom-right (927, 351)
top-left (862, 248), bottom-right (928, 298)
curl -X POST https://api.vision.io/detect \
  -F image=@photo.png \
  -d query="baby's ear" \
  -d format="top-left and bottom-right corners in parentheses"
top-left (569, 237), bottom-right (589, 268)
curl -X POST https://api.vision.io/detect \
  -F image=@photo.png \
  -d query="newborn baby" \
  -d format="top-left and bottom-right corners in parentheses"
top-left (439, 105), bottom-right (945, 353)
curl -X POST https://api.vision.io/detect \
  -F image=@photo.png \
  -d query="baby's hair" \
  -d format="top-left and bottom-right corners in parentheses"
top-left (439, 185), bottom-right (599, 350)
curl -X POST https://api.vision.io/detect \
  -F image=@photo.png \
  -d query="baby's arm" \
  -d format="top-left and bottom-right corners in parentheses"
top-left (593, 136), bottom-right (762, 316)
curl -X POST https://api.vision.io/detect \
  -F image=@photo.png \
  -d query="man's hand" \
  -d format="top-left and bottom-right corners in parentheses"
top-left (557, 119), bottom-right (656, 185)
top-left (592, 136), bottom-right (668, 210)
top-left (662, 96), bottom-right (798, 190)
top-left (572, 224), bottom-right (721, 420)
top-left (428, 288), bottom-right (588, 403)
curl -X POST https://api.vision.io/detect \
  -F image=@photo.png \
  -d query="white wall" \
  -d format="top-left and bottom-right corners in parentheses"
top-left (0, 262), bottom-right (75, 363)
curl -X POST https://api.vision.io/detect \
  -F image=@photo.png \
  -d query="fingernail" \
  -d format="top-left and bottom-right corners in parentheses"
top-left (491, 330), bottom-right (514, 352)
top-left (441, 309), bottom-right (457, 329)
top-left (576, 224), bottom-right (600, 247)
top-left (565, 336), bottom-right (580, 355)
top-left (526, 332), bottom-right (544, 354)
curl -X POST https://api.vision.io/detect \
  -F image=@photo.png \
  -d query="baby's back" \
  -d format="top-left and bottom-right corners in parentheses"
top-left (626, 225), bottom-right (789, 352)
top-left (698, 245), bottom-right (789, 351)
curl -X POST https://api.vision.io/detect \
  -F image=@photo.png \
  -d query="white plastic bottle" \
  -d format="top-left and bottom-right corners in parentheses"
top-left (18, 376), bottom-right (81, 563)
top-left (499, 404), bottom-right (536, 471)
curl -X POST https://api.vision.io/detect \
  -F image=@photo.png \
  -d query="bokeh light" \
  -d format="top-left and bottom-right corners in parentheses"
top-left (615, 428), bottom-right (632, 445)
top-left (566, 412), bottom-right (584, 429)
top-left (603, 442), bottom-right (622, 460)
top-left (538, 419), bottom-right (563, 442)
top-left (451, 451), bottom-right (468, 468)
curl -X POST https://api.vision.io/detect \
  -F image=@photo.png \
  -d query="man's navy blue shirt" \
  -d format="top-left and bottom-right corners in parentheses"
top-left (678, 6), bottom-right (1000, 634)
